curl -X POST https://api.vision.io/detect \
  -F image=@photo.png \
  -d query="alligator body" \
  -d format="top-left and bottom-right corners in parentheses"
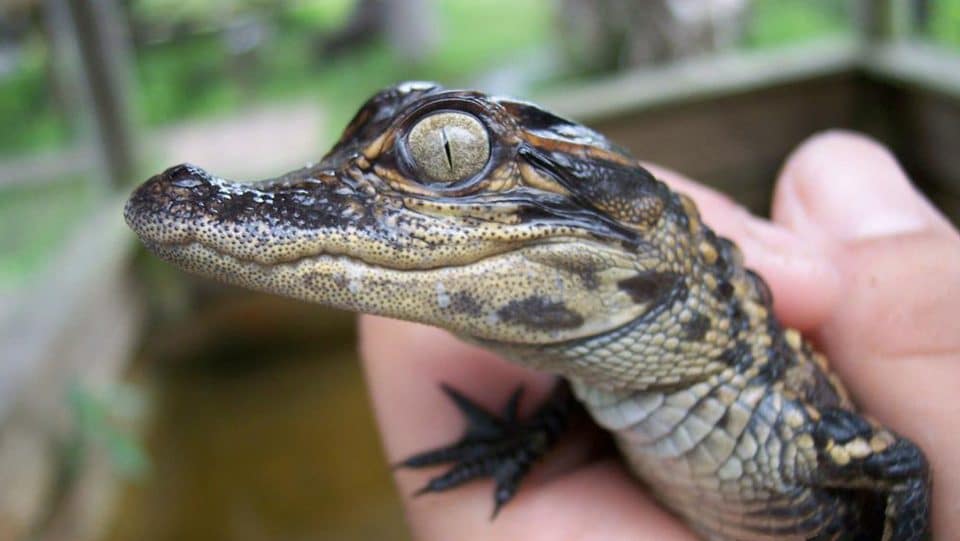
top-left (125, 82), bottom-right (930, 540)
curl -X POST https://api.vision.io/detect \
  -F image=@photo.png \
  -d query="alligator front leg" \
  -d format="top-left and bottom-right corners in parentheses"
top-left (812, 408), bottom-right (931, 541)
top-left (397, 381), bottom-right (575, 518)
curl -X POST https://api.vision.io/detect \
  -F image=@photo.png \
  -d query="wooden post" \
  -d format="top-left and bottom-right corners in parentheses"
top-left (57, 0), bottom-right (138, 188)
top-left (41, 0), bottom-right (87, 144)
top-left (855, 0), bottom-right (914, 43)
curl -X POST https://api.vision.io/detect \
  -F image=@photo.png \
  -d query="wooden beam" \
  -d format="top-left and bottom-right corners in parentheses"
top-left (862, 40), bottom-right (960, 99)
top-left (536, 38), bottom-right (860, 122)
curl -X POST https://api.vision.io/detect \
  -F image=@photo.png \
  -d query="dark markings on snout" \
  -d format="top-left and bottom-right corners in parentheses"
top-left (550, 259), bottom-right (600, 289)
top-left (331, 273), bottom-right (349, 290)
top-left (497, 296), bottom-right (584, 331)
top-left (449, 291), bottom-right (484, 317)
top-left (303, 270), bottom-right (348, 292)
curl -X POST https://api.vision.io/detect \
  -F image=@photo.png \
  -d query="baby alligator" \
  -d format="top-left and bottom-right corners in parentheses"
top-left (125, 82), bottom-right (930, 540)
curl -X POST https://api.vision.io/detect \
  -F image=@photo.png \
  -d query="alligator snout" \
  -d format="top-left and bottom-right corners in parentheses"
top-left (123, 163), bottom-right (219, 235)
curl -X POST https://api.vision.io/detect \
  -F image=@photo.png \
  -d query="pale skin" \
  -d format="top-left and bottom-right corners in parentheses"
top-left (360, 131), bottom-right (960, 540)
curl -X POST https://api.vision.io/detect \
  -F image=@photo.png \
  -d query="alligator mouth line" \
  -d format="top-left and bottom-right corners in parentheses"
top-left (149, 236), bottom-right (597, 275)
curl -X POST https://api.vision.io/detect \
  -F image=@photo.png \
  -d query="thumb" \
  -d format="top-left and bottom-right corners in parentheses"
top-left (772, 131), bottom-right (960, 378)
top-left (771, 131), bottom-right (960, 536)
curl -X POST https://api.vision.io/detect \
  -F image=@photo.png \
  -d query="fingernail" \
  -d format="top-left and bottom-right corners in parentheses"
top-left (787, 134), bottom-right (933, 241)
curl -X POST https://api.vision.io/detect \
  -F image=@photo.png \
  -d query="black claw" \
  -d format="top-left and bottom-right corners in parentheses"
top-left (501, 386), bottom-right (524, 423)
top-left (440, 384), bottom-right (508, 439)
top-left (490, 494), bottom-right (508, 520)
top-left (396, 442), bottom-right (472, 469)
top-left (490, 458), bottom-right (528, 518)
top-left (491, 482), bottom-right (516, 520)
top-left (413, 457), bottom-right (496, 496)
top-left (397, 381), bottom-right (574, 518)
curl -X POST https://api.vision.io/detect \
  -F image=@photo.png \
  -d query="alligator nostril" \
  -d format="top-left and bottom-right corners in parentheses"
top-left (164, 163), bottom-right (208, 188)
top-left (171, 177), bottom-right (204, 189)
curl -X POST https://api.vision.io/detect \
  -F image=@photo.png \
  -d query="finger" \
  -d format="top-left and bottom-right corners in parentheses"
top-left (771, 130), bottom-right (960, 536)
top-left (772, 131), bottom-right (957, 243)
top-left (644, 163), bottom-right (841, 331)
top-left (399, 459), bottom-right (696, 541)
top-left (360, 315), bottom-right (696, 540)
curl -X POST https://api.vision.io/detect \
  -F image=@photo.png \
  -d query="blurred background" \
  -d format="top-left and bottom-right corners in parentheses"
top-left (0, 1), bottom-right (958, 540)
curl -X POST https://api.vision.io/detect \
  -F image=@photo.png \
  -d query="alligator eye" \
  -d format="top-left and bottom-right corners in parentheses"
top-left (406, 112), bottom-right (490, 183)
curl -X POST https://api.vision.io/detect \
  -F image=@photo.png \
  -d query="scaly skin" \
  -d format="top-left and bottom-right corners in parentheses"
top-left (125, 82), bottom-right (930, 540)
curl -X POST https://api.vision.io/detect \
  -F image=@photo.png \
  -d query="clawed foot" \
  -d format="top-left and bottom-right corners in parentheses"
top-left (396, 382), bottom-right (573, 518)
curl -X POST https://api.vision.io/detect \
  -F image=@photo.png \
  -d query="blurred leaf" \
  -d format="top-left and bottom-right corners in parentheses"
top-left (68, 383), bottom-right (151, 480)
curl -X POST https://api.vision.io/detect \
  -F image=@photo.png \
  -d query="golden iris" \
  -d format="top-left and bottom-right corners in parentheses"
top-left (406, 112), bottom-right (490, 183)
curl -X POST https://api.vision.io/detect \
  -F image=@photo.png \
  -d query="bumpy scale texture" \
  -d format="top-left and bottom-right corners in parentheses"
top-left (125, 82), bottom-right (931, 541)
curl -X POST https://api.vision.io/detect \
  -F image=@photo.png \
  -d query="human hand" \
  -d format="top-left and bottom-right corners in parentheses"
top-left (360, 131), bottom-right (960, 539)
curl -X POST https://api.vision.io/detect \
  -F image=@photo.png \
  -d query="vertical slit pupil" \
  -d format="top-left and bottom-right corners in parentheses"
top-left (441, 127), bottom-right (454, 171)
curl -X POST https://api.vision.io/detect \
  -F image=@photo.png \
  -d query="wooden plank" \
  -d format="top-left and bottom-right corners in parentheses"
top-left (62, 0), bottom-right (138, 186)
top-left (534, 38), bottom-right (960, 222)
top-left (537, 38), bottom-right (860, 123)
top-left (0, 195), bottom-right (141, 540)
top-left (546, 74), bottom-right (860, 214)
top-left (0, 195), bottom-right (136, 421)
top-left (862, 41), bottom-right (960, 99)
top-left (0, 145), bottom-right (97, 188)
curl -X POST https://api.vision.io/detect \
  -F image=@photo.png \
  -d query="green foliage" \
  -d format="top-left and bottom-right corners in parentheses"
top-left (130, 0), bottom-right (313, 26)
top-left (284, 0), bottom-right (551, 138)
top-left (135, 33), bottom-right (243, 126)
top-left (0, 177), bottom-right (96, 290)
top-left (7, 0), bottom-right (960, 159)
top-left (279, 0), bottom-right (354, 29)
top-left (68, 383), bottom-right (150, 480)
top-left (132, 0), bottom-right (551, 137)
top-left (929, 0), bottom-right (960, 47)
top-left (431, 0), bottom-right (549, 76)
top-left (0, 41), bottom-right (71, 157)
top-left (745, 0), bottom-right (850, 48)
